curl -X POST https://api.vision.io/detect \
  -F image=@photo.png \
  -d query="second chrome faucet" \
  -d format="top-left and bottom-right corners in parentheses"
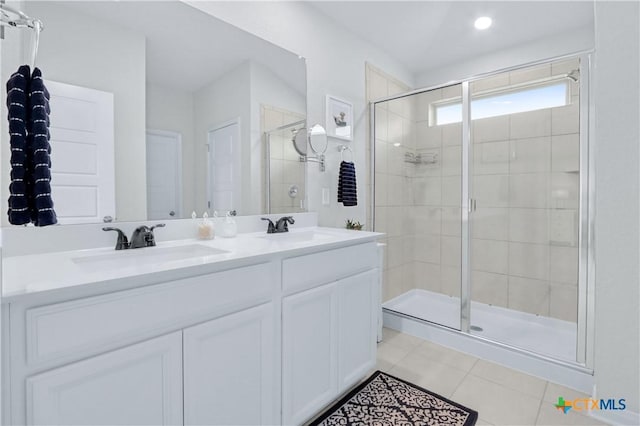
top-left (103, 224), bottom-right (166, 250)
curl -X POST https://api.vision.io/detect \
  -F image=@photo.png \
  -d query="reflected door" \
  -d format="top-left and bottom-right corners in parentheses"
top-left (146, 130), bottom-right (182, 220)
top-left (48, 80), bottom-right (115, 224)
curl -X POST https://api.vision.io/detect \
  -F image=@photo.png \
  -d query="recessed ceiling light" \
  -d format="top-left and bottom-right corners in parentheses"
top-left (474, 16), bottom-right (492, 30)
top-left (393, 143), bottom-right (401, 147)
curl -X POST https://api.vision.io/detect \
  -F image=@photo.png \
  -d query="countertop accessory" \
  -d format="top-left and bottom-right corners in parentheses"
top-left (198, 212), bottom-right (214, 240)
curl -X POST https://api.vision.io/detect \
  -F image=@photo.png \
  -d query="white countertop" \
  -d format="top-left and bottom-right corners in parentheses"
top-left (2, 227), bottom-right (382, 301)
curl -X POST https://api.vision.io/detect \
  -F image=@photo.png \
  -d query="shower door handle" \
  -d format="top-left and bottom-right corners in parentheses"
top-left (468, 198), bottom-right (477, 213)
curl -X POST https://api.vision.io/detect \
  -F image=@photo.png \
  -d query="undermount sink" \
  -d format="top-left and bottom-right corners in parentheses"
top-left (258, 230), bottom-right (337, 243)
top-left (72, 244), bottom-right (229, 270)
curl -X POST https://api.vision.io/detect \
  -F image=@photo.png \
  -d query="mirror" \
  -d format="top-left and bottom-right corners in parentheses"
top-left (0, 1), bottom-right (306, 226)
top-left (292, 128), bottom-right (308, 156)
top-left (309, 124), bottom-right (328, 155)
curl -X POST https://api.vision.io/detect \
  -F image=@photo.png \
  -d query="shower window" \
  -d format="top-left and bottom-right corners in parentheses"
top-left (431, 80), bottom-right (570, 126)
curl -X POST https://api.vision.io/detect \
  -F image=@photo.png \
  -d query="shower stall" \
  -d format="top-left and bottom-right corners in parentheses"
top-left (372, 55), bottom-right (593, 385)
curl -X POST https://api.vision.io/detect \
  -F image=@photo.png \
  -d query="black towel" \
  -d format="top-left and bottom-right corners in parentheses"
top-left (6, 65), bottom-right (31, 225)
top-left (338, 161), bottom-right (357, 207)
top-left (27, 68), bottom-right (56, 226)
top-left (5, 66), bottom-right (57, 226)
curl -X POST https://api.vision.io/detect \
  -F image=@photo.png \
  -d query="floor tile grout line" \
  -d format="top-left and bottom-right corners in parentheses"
top-left (534, 381), bottom-right (550, 425)
top-left (463, 368), bottom-right (548, 401)
top-left (449, 358), bottom-right (479, 398)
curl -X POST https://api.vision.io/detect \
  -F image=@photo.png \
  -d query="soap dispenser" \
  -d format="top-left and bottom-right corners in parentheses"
top-left (220, 211), bottom-right (238, 238)
top-left (198, 211), bottom-right (215, 240)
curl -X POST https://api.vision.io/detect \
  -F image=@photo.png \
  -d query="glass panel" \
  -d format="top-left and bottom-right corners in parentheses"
top-left (376, 84), bottom-right (463, 331)
top-left (468, 59), bottom-right (581, 362)
top-left (264, 113), bottom-right (306, 214)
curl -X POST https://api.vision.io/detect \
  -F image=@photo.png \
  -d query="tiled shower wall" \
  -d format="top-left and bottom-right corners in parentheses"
top-left (365, 64), bottom-right (414, 303)
top-left (370, 58), bottom-right (580, 323)
top-left (262, 105), bottom-right (306, 214)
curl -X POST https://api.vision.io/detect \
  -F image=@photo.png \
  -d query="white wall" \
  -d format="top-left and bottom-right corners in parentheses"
top-left (414, 26), bottom-right (594, 87)
top-left (193, 61), bottom-right (251, 215)
top-left (146, 83), bottom-right (196, 216)
top-left (17, 2), bottom-right (147, 222)
top-left (250, 61), bottom-right (306, 214)
top-left (186, 1), bottom-right (414, 228)
top-left (592, 1), bottom-right (640, 422)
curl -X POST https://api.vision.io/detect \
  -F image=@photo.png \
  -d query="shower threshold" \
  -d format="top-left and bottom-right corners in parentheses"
top-left (383, 289), bottom-right (577, 363)
top-left (382, 289), bottom-right (593, 393)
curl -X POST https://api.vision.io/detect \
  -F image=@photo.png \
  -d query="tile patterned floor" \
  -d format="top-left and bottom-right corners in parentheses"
top-left (376, 328), bottom-right (608, 426)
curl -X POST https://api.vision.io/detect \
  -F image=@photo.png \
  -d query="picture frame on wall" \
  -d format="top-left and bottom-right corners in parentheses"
top-left (326, 95), bottom-right (353, 141)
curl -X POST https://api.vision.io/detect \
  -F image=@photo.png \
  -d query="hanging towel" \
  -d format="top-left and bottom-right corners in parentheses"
top-left (5, 66), bottom-right (57, 226)
top-left (6, 65), bottom-right (31, 225)
top-left (27, 68), bottom-right (56, 226)
top-left (338, 161), bottom-right (358, 207)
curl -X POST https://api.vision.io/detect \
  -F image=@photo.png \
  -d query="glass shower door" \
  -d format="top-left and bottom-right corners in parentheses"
top-left (375, 84), bottom-right (464, 331)
top-left (467, 59), bottom-right (582, 362)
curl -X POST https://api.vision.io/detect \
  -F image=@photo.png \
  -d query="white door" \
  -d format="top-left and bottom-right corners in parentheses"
top-left (47, 80), bottom-right (115, 224)
top-left (207, 121), bottom-right (240, 214)
top-left (26, 332), bottom-right (183, 426)
top-left (338, 269), bottom-right (378, 392)
top-left (282, 283), bottom-right (339, 425)
top-left (146, 130), bottom-right (182, 220)
top-left (183, 303), bottom-right (278, 425)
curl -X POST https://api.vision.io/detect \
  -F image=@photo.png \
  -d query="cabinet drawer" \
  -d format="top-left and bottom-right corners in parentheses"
top-left (25, 262), bottom-right (274, 367)
top-left (282, 243), bottom-right (377, 294)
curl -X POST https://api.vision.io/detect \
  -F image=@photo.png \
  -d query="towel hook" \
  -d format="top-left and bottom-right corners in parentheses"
top-left (30, 19), bottom-right (43, 70)
top-left (338, 145), bottom-right (354, 162)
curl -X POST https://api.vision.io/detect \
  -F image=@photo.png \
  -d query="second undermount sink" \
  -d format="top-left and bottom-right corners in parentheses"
top-left (72, 244), bottom-right (229, 270)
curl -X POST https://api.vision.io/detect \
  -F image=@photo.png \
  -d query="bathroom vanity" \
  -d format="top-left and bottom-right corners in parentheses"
top-left (1, 227), bottom-right (382, 426)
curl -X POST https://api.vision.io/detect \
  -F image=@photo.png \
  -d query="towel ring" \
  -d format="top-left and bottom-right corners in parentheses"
top-left (339, 145), bottom-right (354, 162)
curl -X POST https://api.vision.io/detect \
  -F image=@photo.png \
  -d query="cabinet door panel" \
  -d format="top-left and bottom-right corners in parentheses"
top-left (282, 283), bottom-right (338, 425)
top-left (183, 303), bottom-right (277, 426)
top-left (338, 269), bottom-right (378, 391)
top-left (26, 332), bottom-right (182, 426)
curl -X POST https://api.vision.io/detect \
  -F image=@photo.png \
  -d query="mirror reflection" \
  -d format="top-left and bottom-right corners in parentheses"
top-left (0, 1), bottom-right (306, 225)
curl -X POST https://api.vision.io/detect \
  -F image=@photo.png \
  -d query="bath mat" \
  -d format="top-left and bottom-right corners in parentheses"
top-left (309, 371), bottom-right (477, 426)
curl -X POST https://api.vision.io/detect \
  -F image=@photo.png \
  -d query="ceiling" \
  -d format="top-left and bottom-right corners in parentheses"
top-left (55, 1), bottom-right (306, 94)
top-left (309, 1), bottom-right (594, 76)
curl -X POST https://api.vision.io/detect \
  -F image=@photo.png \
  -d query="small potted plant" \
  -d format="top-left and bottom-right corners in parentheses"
top-left (345, 219), bottom-right (364, 231)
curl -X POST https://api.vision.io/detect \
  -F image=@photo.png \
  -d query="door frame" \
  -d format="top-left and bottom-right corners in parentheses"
top-left (206, 118), bottom-right (241, 213)
top-left (146, 129), bottom-right (183, 219)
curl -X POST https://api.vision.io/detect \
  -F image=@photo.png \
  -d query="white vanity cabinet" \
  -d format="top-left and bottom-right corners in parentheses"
top-left (281, 243), bottom-right (378, 425)
top-left (3, 237), bottom-right (381, 426)
top-left (183, 302), bottom-right (278, 426)
top-left (282, 282), bottom-right (340, 425)
top-left (26, 332), bottom-right (183, 426)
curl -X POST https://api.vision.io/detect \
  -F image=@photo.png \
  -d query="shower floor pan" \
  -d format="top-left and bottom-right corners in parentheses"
top-left (383, 289), bottom-right (577, 363)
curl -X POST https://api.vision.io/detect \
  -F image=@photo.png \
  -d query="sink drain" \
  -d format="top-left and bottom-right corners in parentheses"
top-left (470, 325), bottom-right (483, 332)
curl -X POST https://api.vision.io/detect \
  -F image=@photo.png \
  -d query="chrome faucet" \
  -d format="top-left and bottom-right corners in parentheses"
top-left (103, 224), bottom-right (165, 250)
top-left (261, 216), bottom-right (295, 234)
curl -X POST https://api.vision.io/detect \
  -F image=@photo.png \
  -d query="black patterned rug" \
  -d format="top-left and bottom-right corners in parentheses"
top-left (309, 371), bottom-right (478, 426)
